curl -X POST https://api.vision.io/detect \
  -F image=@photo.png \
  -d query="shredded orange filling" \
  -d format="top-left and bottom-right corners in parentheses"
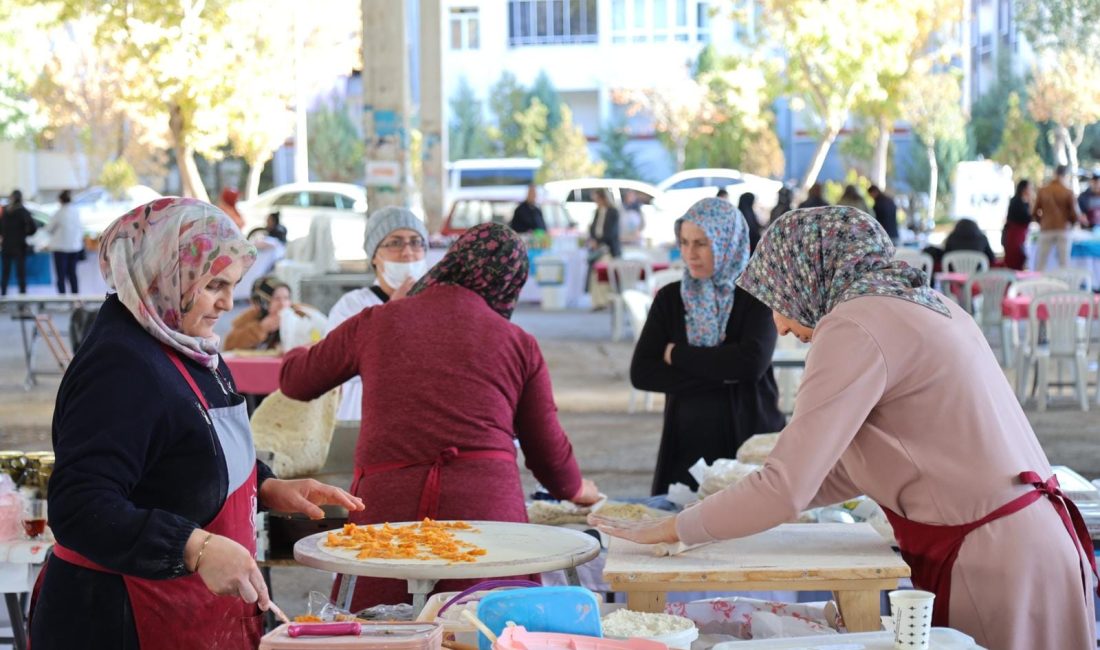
top-left (324, 518), bottom-right (487, 563)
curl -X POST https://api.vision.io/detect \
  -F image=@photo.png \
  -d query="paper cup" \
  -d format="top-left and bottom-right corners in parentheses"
top-left (889, 589), bottom-right (935, 650)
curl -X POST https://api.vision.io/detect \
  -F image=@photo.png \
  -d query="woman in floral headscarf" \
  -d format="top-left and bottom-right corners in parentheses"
top-left (32, 198), bottom-right (362, 650)
top-left (281, 223), bottom-right (600, 610)
top-left (602, 206), bottom-right (1094, 650)
top-left (630, 198), bottom-right (784, 495)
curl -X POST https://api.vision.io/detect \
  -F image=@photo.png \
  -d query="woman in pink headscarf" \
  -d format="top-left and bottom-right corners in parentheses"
top-left (217, 187), bottom-right (246, 230)
top-left (31, 197), bottom-right (362, 650)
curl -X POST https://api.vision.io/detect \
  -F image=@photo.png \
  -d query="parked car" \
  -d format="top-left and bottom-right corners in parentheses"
top-left (655, 168), bottom-right (784, 217)
top-left (542, 178), bottom-right (675, 245)
top-left (39, 185), bottom-right (163, 238)
top-left (439, 197), bottom-right (575, 237)
top-left (237, 182), bottom-right (371, 263)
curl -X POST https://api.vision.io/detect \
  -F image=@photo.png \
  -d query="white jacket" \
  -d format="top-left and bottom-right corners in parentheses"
top-left (46, 205), bottom-right (84, 253)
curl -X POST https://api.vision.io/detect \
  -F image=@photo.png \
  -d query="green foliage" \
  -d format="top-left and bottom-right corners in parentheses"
top-left (448, 77), bottom-right (490, 160)
top-left (307, 94), bottom-right (365, 183)
top-left (526, 71), bottom-right (562, 132)
top-left (991, 92), bottom-right (1045, 184)
top-left (968, 55), bottom-right (1028, 157)
top-left (1016, 0), bottom-right (1100, 51)
top-left (512, 98), bottom-right (549, 159)
top-left (487, 72), bottom-right (528, 156)
top-left (692, 44), bottom-right (719, 79)
top-left (822, 170), bottom-right (873, 206)
top-left (598, 118), bottom-right (643, 180)
top-left (903, 134), bottom-right (968, 197)
top-left (99, 158), bottom-right (138, 198)
top-left (538, 105), bottom-right (605, 183)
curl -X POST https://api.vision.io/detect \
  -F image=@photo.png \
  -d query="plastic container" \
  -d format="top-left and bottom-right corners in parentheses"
top-left (416, 580), bottom-right (541, 648)
top-left (609, 627), bottom-right (697, 650)
top-left (260, 621), bottom-right (443, 650)
top-left (476, 586), bottom-right (602, 650)
top-left (533, 255), bottom-right (568, 311)
top-left (710, 627), bottom-right (981, 648)
top-left (493, 627), bottom-right (665, 650)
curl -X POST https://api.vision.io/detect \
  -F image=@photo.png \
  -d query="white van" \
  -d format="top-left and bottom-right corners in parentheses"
top-left (447, 158), bottom-right (542, 202)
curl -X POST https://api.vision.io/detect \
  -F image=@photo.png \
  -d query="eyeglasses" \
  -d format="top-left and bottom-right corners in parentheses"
top-left (378, 238), bottom-right (426, 251)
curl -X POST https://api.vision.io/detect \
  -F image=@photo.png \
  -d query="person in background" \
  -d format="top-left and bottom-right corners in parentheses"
top-left (867, 185), bottom-right (900, 242)
top-left (1077, 170), bottom-right (1100, 228)
top-left (716, 188), bottom-right (730, 200)
top-left (31, 197), bottom-right (361, 650)
top-left (770, 186), bottom-right (793, 224)
top-left (1002, 180), bottom-right (1033, 270)
top-left (737, 192), bottom-right (763, 251)
top-left (266, 211), bottom-right (287, 243)
top-left (587, 188), bottom-right (621, 307)
top-left (798, 183), bottom-right (829, 209)
top-left (620, 189), bottom-right (647, 245)
top-left (280, 223), bottom-right (600, 610)
top-left (510, 184), bottom-right (547, 234)
top-left (216, 187), bottom-right (246, 231)
top-left (0, 189), bottom-right (37, 296)
top-left (943, 218), bottom-right (995, 264)
top-left (47, 190), bottom-right (84, 294)
top-left (599, 206), bottom-right (1096, 650)
top-left (223, 276), bottom-right (305, 351)
top-left (631, 198), bottom-right (784, 495)
top-left (836, 184), bottom-right (870, 214)
top-left (1033, 164), bottom-right (1086, 270)
top-left (327, 207), bottom-right (430, 421)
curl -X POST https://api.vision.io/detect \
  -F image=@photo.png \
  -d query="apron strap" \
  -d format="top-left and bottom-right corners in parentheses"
top-left (162, 345), bottom-right (210, 411)
top-left (1019, 471), bottom-right (1100, 597)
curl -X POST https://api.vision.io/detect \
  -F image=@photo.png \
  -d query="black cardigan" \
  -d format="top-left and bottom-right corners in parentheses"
top-left (32, 294), bottom-right (275, 648)
top-left (631, 283), bottom-right (785, 495)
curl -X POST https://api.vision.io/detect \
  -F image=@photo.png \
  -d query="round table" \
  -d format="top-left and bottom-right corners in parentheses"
top-left (294, 520), bottom-right (601, 613)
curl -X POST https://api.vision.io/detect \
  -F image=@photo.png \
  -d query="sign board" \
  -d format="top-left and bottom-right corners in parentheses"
top-left (365, 161), bottom-right (401, 188)
top-left (951, 160), bottom-right (1014, 232)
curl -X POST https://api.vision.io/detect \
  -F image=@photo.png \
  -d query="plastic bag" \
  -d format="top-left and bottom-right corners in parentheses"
top-left (299, 591), bottom-right (416, 623)
top-left (0, 475), bottom-right (22, 542)
top-left (278, 305), bottom-right (328, 350)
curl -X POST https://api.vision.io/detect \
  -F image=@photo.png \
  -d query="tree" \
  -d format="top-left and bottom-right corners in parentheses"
top-left (0, 4), bottom-right (52, 141)
top-left (488, 72), bottom-right (528, 156)
top-left (598, 117), bottom-right (643, 180)
top-left (526, 71), bottom-right (563, 133)
top-left (448, 77), bottom-right (489, 161)
top-left (1028, 49), bottom-right (1100, 189)
top-left (307, 94), bottom-right (365, 183)
top-left (901, 73), bottom-right (965, 221)
top-left (968, 54), bottom-right (1029, 157)
top-left (618, 79), bottom-right (716, 171)
top-left (1016, 0), bottom-right (1100, 52)
top-left (538, 105), bottom-right (605, 183)
top-left (511, 98), bottom-right (550, 160)
top-left (992, 93), bottom-right (1045, 185)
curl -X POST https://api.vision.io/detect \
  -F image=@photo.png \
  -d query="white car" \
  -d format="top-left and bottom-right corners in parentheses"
top-left (655, 168), bottom-right (784, 218)
top-left (39, 185), bottom-right (163, 237)
top-left (542, 178), bottom-right (676, 245)
top-left (237, 182), bottom-right (370, 263)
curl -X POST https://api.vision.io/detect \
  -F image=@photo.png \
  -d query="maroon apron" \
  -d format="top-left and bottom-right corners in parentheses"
top-left (882, 471), bottom-right (1099, 627)
top-left (49, 348), bottom-right (263, 649)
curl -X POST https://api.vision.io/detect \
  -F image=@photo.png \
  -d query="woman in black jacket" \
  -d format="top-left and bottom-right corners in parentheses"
top-left (631, 197), bottom-right (785, 495)
top-left (1, 189), bottom-right (37, 295)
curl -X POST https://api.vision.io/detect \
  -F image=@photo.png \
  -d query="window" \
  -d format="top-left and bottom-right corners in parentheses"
top-left (669, 177), bottom-right (706, 190)
top-left (450, 7), bottom-right (480, 50)
top-left (508, 0), bottom-right (598, 46)
top-left (458, 168), bottom-right (538, 188)
top-left (611, 0), bottom-right (701, 43)
top-left (696, 1), bottom-right (711, 43)
top-left (273, 192), bottom-right (306, 207)
top-left (307, 192), bottom-right (339, 208)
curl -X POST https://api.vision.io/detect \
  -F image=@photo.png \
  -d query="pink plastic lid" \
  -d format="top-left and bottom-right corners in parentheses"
top-left (493, 627), bottom-right (667, 650)
top-left (260, 622), bottom-right (443, 650)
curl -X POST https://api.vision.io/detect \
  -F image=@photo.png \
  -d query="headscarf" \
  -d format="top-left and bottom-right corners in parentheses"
top-left (251, 275), bottom-right (290, 318)
top-left (737, 206), bottom-right (949, 328)
top-left (408, 222), bottom-right (528, 319)
top-left (99, 197), bottom-right (257, 368)
top-left (676, 197), bottom-right (751, 346)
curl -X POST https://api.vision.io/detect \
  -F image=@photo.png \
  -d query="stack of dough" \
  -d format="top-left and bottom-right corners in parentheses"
top-left (735, 432), bottom-right (780, 465)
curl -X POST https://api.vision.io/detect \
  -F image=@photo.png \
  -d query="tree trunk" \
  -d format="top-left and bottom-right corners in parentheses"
top-left (169, 103), bottom-right (209, 202)
top-left (926, 143), bottom-right (938, 224)
top-left (1065, 124), bottom-right (1082, 195)
top-left (870, 119), bottom-right (891, 188)
top-left (245, 158), bottom-right (265, 200)
top-left (1051, 126), bottom-right (1069, 167)
top-left (800, 126), bottom-right (841, 192)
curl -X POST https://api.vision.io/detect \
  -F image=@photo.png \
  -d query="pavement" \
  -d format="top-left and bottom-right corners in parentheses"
top-left (1, 292), bottom-right (1099, 625)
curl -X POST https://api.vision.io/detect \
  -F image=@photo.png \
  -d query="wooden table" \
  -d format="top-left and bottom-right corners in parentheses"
top-left (603, 523), bottom-right (910, 633)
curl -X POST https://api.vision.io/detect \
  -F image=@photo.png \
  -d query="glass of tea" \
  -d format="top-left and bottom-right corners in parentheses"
top-left (23, 498), bottom-right (47, 539)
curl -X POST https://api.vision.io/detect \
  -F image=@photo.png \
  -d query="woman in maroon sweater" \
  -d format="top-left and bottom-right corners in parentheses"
top-left (281, 223), bottom-right (599, 609)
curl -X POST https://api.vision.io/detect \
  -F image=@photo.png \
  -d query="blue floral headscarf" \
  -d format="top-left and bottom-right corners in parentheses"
top-left (677, 198), bottom-right (751, 346)
top-left (737, 206), bottom-right (950, 328)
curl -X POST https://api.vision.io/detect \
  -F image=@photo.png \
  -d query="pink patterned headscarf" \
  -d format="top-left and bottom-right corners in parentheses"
top-left (99, 197), bottom-right (257, 368)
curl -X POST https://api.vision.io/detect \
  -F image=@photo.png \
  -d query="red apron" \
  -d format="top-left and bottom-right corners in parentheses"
top-left (1002, 222), bottom-right (1030, 270)
top-left (883, 471), bottom-right (1099, 627)
top-left (352, 446), bottom-right (516, 520)
top-left (49, 349), bottom-right (263, 649)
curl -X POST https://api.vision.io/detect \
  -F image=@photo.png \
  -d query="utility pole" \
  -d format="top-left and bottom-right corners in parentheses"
top-left (293, 0), bottom-right (309, 183)
top-left (362, 0), bottom-right (413, 211)
top-left (419, 0), bottom-right (446, 233)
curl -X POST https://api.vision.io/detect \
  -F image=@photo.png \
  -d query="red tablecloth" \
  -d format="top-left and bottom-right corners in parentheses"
top-left (1001, 294), bottom-right (1100, 321)
top-left (935, 270), bottom-right (1041, 299)
top-left (593, 261), bottom-right (671, 284)
top-left (223, 355), bottom-right (283, 394)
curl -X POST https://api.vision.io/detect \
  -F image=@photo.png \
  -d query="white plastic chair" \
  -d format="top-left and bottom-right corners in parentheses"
top-left (1009, 278), bottom-right (1070, 399)
top-left (621, 289), bottom-right (655, 413)
top-left (942, 251), bottom-right (990, 275)
top-left (1021, 292), bottom-right (1094, 411)
top-left (649, 268), bottom-right (683, 295)
top-left (1043, 268), bottom-right (1093, 292)
top-left (607, 259), bottom-right (652, 341)
top-left (894, 249), bottom-right (934, 287)
top-left (962, 270), bottom-right (1016, 364)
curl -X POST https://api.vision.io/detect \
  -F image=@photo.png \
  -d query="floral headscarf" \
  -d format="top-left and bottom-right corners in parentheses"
top-left (737, 206), bottom-right (949, 328)
top-left (677, 198), bottom-right (751, 346)
top-left (408, 223), bottom-right (528, 319)
top-left (99, 197), bottom-right (257, 368)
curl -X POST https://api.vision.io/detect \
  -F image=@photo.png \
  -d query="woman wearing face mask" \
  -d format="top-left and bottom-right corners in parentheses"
top-left (31, 198), bottom-right (362, 650)
top-left (281, 223), bottom-right (600, 610)
top-left (601, 207), bottom-right (1095, 650)
top-left (630, 198), bottom-right (785, 496)
top-left (326, 207), bottom-right (430, 420)
top-left (223, 275), bottom-right (308, 351)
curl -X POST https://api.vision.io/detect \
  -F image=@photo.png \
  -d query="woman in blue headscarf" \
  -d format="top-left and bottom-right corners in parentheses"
top-left (631, 198), bottom-right (785, 495)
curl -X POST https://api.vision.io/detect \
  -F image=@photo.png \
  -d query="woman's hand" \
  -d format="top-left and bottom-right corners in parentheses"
top-left (663, 343), bottom-right (675, 365)
top-left (260, 311), bottom-right (281, 333)
top-left (258, 478), bottom-right (365, 519)
top-left (391, 277), bottom-right (416, 301)
top-left (185, 529), bottom-right (270, 608)
top-left (570, 478), bottom-right (601, 506)
top-left (591, 514), bottom-right (680, 545)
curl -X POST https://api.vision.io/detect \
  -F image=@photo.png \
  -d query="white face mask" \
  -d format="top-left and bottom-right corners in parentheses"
top-left (380, 259), bottom-right (428, 288)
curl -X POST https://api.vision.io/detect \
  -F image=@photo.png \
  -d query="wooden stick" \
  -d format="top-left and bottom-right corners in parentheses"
top-left (461, 610), bottom-right (498, 644)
